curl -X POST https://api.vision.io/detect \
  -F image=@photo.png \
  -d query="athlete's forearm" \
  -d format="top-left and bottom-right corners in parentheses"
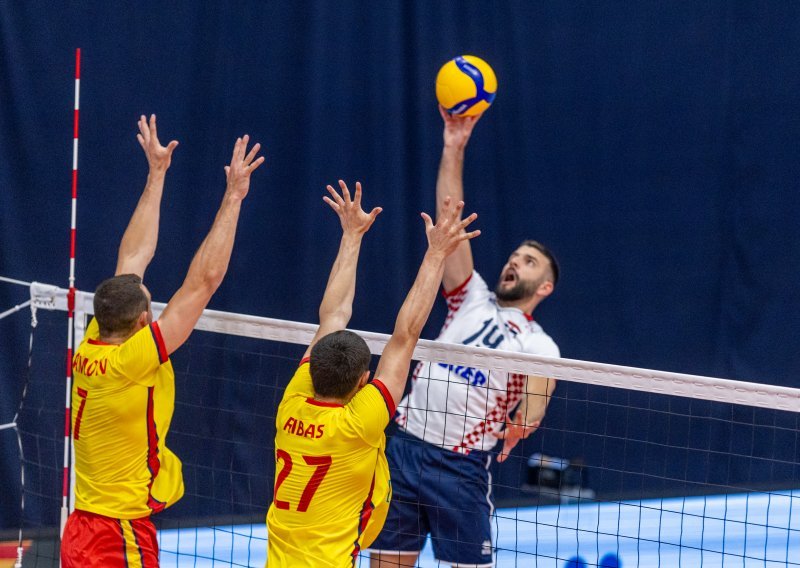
top-left (435, 146), bottom-right (465, 217)
top-left (116, 171), bottom-right (166, 277)
top-left (375, 251), bottom-right (447, 403)
top-left (393, 250), bottom-right (446, 341)
top-left (514, 376), bottom-right (556, 426)
top-left (182, 192), bottom-right (243, 294)
top-left (318, 232), bottom-right (363, 328)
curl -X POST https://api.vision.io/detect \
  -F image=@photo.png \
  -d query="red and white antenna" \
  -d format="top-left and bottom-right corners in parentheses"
top-left (60, 47), bottom-right (80, 538)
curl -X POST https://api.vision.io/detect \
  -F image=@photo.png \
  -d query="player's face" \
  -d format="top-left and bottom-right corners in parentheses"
top-left (495, 246), bottom-right (552, 302)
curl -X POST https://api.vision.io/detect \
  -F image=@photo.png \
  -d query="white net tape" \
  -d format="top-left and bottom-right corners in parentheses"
top-left (29, 282), bottom-right (800, 412)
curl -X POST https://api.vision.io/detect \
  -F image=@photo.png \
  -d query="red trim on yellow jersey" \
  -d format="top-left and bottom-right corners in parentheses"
top-left (149, 322), bottom-right (168, 364)
top-left (87, 338), bottom-right (113, 346)
top-left (369, 379), bottom-right (396, 417)
top-left (442, 272), bottom-right (473, 298)
top-left (350, 473), bottom-right (376, 565)
top-left (144, 387), bottom-right (165, 514)
top-left (299, 356), bottom-right (311, 366)
top-left (306, 398), bottom-right (344, 408)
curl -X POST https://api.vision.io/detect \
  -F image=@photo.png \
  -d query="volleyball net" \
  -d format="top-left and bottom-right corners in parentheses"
top-left (3, 281), bottom-right (799, 567)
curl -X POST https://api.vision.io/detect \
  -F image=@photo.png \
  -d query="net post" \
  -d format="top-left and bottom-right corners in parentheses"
top-left (60, 47), bottom-right (81, 545)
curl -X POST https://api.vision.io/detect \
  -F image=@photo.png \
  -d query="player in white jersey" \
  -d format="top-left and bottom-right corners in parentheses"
top-left (369, 107), bottom-right (560, 567)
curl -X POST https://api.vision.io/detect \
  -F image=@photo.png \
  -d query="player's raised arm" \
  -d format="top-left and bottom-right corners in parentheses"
top-left (436, 105), bottom-right (482, 292)
top-left (375, 197), bottom-right (480, 405)
top-left (157, 135), bottom-right (264, 355)
top-left (303, 181), bottom-right (382, 359)
top-left (492, 374), bottom-right (557, 463)
top-left (116, 114), bottom-right (179, 278)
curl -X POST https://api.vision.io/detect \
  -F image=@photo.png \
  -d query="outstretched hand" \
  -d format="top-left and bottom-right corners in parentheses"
top-left (439, 104), bottom-right (482, 150)
top-left (421, 196), bottom-right (480, 257)
top-left (324, 180), bottom-right (382, 235)
top-left (492, 420), bottom-right (540, 463)
top-left (137, 114), bottom-right (179, 173)
top-left (224, 135), bottom-right (265, 200)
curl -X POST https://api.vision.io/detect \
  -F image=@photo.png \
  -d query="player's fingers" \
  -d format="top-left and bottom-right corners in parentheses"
top-left (461, 229), bottom-right (481, 241)
top-left (497, 440), bottom-right (514, 463)
top-left (353, 181), bottom-right (363, 206)
top-left (166, 140), bottom-right (179, 154)
top-left (224, 165), bottom-right (230, 179)
top-left (458, 212), bottom-right (478, 230)
top-left (502, 437), bottom-right (521, 459)
top-left (239, 135), bottom-right (250, 161)
top-left (139, 117), bottom-right (151, 143)
top-left (149, 114), bottom-right (157, 136)
top-left (338, 180), bottom-right (351, 203)
top-left (369, 207), bottom-right (383, 220)
top-left (438, 104), bottom-right (449, 121)
top-left (522, 421), bottom-right (541, 438)
top-left (438, 196), bottom-right (453, 223)
top-left (490, 428), bottom-right (506, 439)
top-left (448, 200), bottom-right (465, 224)
top-left (420, 211), bottom-right (434, 230)
top-left (244, 142), bottom-right (261, 166)
top-left (249, 155), bottom-right (266, 173)
top-left (323, 195), bottom-right (340, 212)
top-left (136, 133), bottom-right (145, 149)
top-left (326, 184), bottom-right (345, 206)
top-left (230, 137), bottom-right (242, 164)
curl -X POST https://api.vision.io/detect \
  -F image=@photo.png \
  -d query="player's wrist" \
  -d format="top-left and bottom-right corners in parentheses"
top-left (340, 232), bottom-right (364, 249)
top-left (222, 190), bottom-right (246, 205)
top-left (423, 248), bottom-right (448, 264)
top-left (443, 140), bottom-right (467, 153)
top-left (146, 169), bottom-right (167, 183)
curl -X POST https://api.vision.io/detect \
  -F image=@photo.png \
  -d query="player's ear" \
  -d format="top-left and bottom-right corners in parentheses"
top-left (137, 311), bottom-right (149, 329)
top-left (359, 370), bottom-right (371, 388)
top-left (536, 280), bottom-right (554, 298)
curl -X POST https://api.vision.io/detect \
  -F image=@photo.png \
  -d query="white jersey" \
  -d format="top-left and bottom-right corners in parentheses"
top-left (396, 271), bottom-right (560, 453)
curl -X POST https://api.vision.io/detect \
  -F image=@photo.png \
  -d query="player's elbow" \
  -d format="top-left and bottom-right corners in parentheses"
top-left (389, 325), bottom-right (418, 350)
top-left (320, 304), bottom-right (351, 320)
top-left (394, 315), bottom-right (425, 343)
top-left (188, 267), bottom-right (226, 296)
top-left (319, 307), bottom-right (351, 330)
top-left (207, 269), bottom-right (226, 289)
top-left (116, 250), bottom-right (154, 274)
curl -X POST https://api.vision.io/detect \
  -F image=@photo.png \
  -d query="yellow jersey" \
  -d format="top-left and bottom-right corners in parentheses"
top-left (70, 317), bottom-right (183, 519)
top-left (267, 359), bottom-right (395, 567)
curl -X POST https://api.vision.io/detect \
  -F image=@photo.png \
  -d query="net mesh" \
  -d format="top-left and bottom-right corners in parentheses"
top-left (6, 284), bottom-right (800, 567)
top-left (4, 307), bottom-right (66, 567)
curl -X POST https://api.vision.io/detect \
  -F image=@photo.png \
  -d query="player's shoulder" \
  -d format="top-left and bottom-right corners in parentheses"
top-left (446, 270), bottom-right (490, 299)
top-left (521, 321), bottom-right (560, 357)
top-left (347, 381), bottom-right (394, 416)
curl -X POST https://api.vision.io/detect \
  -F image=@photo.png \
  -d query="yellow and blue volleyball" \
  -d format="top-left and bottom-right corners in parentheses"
top-left (435, 55), bottom-right (497, 116)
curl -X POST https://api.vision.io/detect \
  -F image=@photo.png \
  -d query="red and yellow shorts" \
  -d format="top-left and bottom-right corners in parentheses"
top-left (61, 509), bottom-right (158, 568)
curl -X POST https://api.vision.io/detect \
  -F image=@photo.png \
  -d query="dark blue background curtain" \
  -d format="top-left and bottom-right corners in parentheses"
top-left (2, 2), bottom-right (799, 528)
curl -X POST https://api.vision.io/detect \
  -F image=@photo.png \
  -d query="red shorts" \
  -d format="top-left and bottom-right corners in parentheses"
top-left (61, 509), bottom-right (159, 568)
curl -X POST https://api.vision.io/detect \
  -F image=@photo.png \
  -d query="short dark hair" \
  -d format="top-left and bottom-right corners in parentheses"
top-left (309, 330), bottom-right (371, 399)
top-left (520, 240), bottom-right (560, 285)
top-left (93, 274), bottom-right (149, 337)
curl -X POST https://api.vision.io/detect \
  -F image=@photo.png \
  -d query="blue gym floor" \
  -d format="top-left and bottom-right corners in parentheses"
top-left (158, 490), bottom-right (799, 567)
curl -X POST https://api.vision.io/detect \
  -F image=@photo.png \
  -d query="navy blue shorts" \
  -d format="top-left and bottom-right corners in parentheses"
top-left (369, 429), bottom-right (495, 566)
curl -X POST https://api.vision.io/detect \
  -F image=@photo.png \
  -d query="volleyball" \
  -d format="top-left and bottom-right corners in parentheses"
top-left (435, 55), bottom-right (497, 117)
